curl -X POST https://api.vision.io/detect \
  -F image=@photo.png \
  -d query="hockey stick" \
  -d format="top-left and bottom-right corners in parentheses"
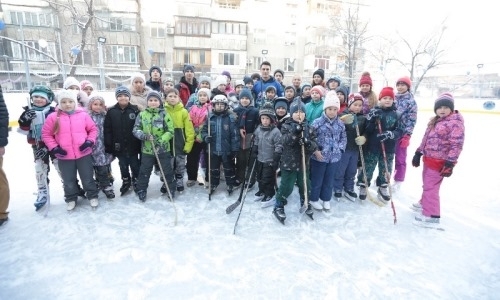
top-left (207, 105), bottom-right (212, 201)
top-left (376, 118), bottom-right (397, 224)
top-left (152, 140), bottom-right (178, 226)
top-left (232, 158), bottom-right (258, 234)
top-left (298, 114), bottom-right (310, 215)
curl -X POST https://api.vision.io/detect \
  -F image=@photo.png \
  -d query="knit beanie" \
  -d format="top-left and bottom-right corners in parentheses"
top-left (335, 86), bottom-right (348, 99)
top-left (273, 97), bottom-right (289, 111)
top-left (323, 91), bottom-right (340, 110)
top-left (221, 70), bottom-right (231, 80)
top-left (396, 76), bottom-right (411, 89)
top-left (310, 85), bottom-right (325, 97)
top-left (290, 101), bottom-right (306, 115)
top-left (239, 88), bottom-right (253, 101)
top-left (313, 69), bottom-right (325, 80)
top-left (213, 75), bottom-right (228, 88)
top-left (274, 69), bottom-right (284, 78)
top-left (57, 89), bottom-right (78, 103)
top-left (162, 77), bottom-right (174, 85)
top-left (434, 93), bottom-right (454, 112)
top-left (147, 90), bottom-right (162, 104)
top-left (359, 71), bottom-right (373, 86)
top-left (130, 72), bottom-right (146, 84)
top-left (243, 76), bottom-right (253, 85)
top-left (259, 102), bottom-right (276, 120)
top-left (197, 88), bottom-right (211, 100)
top-left (348, 93), bottom-right (363, 107)
top-left (80, 80), bottom-right (94, 91)
top-left (265, 85), bottom-right (277, 94)
top-left (379, 86), bottom-right (395, 100)
top-left (115, 86), bottom-right (131, 99)
top-left (149, 65), bottom-right (162, 77)
top-left (301, 82), bottom-right (312, 93)
top-left (63, 76), bottom-right (80, 90)
top-left (183, 64), bottom-right (195, 73)
top-left (199, 75), bottom-right (211, 85)
top-left (234, 79), bottom-right (244, 87)
top-left (88, 93), bottom-right (105, 109)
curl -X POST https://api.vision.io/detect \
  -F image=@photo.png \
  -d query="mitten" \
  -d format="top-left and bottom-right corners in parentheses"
top-left (366, 108), bottom-right (382, 121)
top-left (205, 135), bottom-right (212, 143)
top-left (376, 131), bottom-right (394, 142)
top-left (440, 161), bottom-right (455, 177)
top-left (293, 123), bottom-right (303, 135)
top-left (51, 146), bottom-right (67, 156)
top-left (79, 140), bottom-right (94, 151)
top-left (251, 145), bottom-right (258, 156)
top-left (340, 114), bottom-right (354, 124)
top-left (20, 109), bottom-right (37, 122)
top-left (34, 148), bottom-right (48, 160)
top-left (399, 134), bottom-right (411, 148)
top-left (355, 136), bottom-right (366, 146)
top-left (144, 134), bottom-right (154, 141)
top-left (271, 153), bottom-right (281, 171)
top-left (298, 137), bottom-right (311, 147)
top-left (412, 151), bottom-right (423, 167)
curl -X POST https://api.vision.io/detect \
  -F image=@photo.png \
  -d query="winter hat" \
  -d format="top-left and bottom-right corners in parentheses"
top-left (259, 102), bottom-right (276, 120)
top-left (87, 93), bottom-right (105, 109)
top-left (197, 88), bottom-right (211, 99)
top-left (274, 97), bottom-right (289, 111)
top-left (348, 93), bottom-right (363, 107)
top-left (115, 85), bottom-right (131, 99)
top-left (234, 79), bottom-right (244, 87)
top-left (323, 91), bottom-right (340, 110)
top-left (30, 89), bottom-right (50, 102)
top-left (251, 73), bottom-right (261, 81)
top-left (130, 72), bottom-right (146, 84)
top-left (313, 69), bottom-right (325, 80)
top-left (331, 76), bottom-right (342, 85)
top-left (239, 88), bottom-right (253, 101)
top-left (301, 82), bottom-right (312, 92)
top-left (290, 100), bottom-right (306, 115)
top-left (80, 80), bottom-right (94, 91)
top-left (162, 77), bottom-right (174, 85)
top-left (396, 76), bottom-right (411, 89)
top-left (183, 64), bottom-right (195, 73)
top-left (63, 76), bottom-right (80, 90)
top-left (310, 85), bottom-right (325, 97)
top-left (57, 89), bottom-right (78, 103)
top-left (359, 71), bottom-right (373, 86)
top-left (243, 76), bottom-right (253, 85)
top-left (199, 75), bottom-right (211, 85)
top-left (213, 75), bottom-right (228, 88)
top-left (265, 85), bottom-right (277, 94)
top-left (284, 85), bottom-right (296, 96)
top-left (221, 70), bottom-right (231, 80)
top-left (379, 86), bottom-right (395, 100)
top-left (149, 65), bottom-right (162, 77)
top-left (434, 93), bottom-right (454, 112)
top-left (335, 86), bottom-right (348, 99)
top-left (147, 90), bottom-right (162, 103)
top-left (274, 69), bottom-right (284, 78)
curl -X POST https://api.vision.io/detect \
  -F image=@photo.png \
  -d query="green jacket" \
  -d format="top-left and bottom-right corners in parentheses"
top-left (132, 107), bottom-right (174, 155)
top-left (165, 102), bottom-right (195, 155)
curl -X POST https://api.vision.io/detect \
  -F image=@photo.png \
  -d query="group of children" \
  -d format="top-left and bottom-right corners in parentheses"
top-left (18, 70), bottom-right (465, 228)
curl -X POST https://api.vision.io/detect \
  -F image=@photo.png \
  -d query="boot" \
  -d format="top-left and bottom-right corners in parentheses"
top-left (358, 184), bottom-right (367, 200)
top-left (34, 188), bottom-right (48, 211)
top-left (273, 206), bottom-right (286, 224)
top-left (160, 183), bottom-right (167, 194)
top-left (136, 190), bottom-right (147, 202)
top-left (176, 175), bottom-right (184, 192)
top-left (103, 186), bottom-right (115, 199)
top-left (377, 184), bottom-right (391, 201)
top-left (120, 178), bottom-right (131, 195)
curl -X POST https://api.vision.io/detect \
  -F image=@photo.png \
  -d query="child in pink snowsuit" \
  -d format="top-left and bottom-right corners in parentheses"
top-left (411, 93), bottom-right (465, 224)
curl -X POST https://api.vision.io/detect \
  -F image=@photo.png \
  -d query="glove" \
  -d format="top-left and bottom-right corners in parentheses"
top-left (440, 161), bottom-right (455, 177)
top-left (271, 153), bottom-right (281, 171)
top-left (298, 137), bottom-right (311, 148)
top-left (21, 109), bottom-right (37, 122)
top-left (251, 145), bottom-right (258, 156)
top-left (145, 134), bottom-right (154, 141)
top-left (376, 131), bottom-right (394, 142)
top-left (355, 136), bottom-right (366, 146)
top-left (340, 114), bottom-right (354, 124)
top-left (293, 124), bottom-right (304, 135)
top-left (34, 148), bottom-right (48, 160)
top-left (366, 108), bottom-right (382, 121)
top-left (399, 134), bottom-right (411, 148)
top-left (51, 146), bottom-right (67, 156)
top-left (79, 140), bottom-right (94, 151)
top-left (205, 135), bottom-right (212, 143)
top-left (412, 151), bottom-right (423, 167)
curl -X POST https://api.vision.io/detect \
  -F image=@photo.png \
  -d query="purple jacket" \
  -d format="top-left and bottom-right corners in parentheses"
top-left (310, 113), bottom-right (346, 163)
top-left (42, 107), bottom-right (98, 160)
top-left (417, 111), bottom-right (465, 163)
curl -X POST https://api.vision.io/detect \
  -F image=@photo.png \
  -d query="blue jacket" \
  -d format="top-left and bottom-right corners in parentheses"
top-left (395, 91), bottom-right (418, 136)
top-left (201, 111), bottom-right (240, 156)
top-left (253, 76), bottom-right (284, 105)
top-left (310, 113), bottom-right (346, 163)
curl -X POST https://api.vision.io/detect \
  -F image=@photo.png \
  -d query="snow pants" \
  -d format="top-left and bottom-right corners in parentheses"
top-left (58, 154), bottom-right (98, 202)
top-left (333, 149), bottom-right (359, 192)
top-left (393, 141), bottom-right (408, 182)
top-left (356, 151), bottom-right (394, 187)
top-left (420, 163), bottom-right (443, 218)
top-left (309, 159), bottom-right (335, 202)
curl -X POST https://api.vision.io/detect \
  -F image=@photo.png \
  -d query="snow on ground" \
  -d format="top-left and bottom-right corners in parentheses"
top-left (0, 93), bottom-right (499, 299)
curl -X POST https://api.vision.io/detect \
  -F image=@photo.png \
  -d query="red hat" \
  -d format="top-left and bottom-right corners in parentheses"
top-left (310, 85), bottom-right (325, 97)
top-left (396, 76), bottom-right (411, 89)
top-left (379, 86), bottom-right (395, 100)
top-left (348, 93), bottom-right (363, 107)
top-left (359, 71), bottom-right (372, 86)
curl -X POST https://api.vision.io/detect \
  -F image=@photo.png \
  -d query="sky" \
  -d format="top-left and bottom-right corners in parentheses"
top-left (0, 92), bottom-right (499, 299)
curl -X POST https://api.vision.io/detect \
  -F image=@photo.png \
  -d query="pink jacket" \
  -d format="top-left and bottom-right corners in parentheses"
top-left (41, 107), bottom-right (98, 160)
top-left (189, 102), bottom-right (211, 143)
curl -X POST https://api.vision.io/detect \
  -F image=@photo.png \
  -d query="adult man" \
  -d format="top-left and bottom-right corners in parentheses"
top-left (146, 66), bottom-right (162, 93)
top-left (292, 74), bottom-right (302, 97)
top-left (0, 86), bottom-right (10, 226)
top-left (252, 61), bottom-right (284, 108)
top-left (274, 69), bottom-right (286, 91)
top-left (175, 64), bottom-right (199, 106)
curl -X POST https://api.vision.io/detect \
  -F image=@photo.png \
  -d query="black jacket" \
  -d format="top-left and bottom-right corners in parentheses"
top-left (146, 79), bottom-right (162, 93)
top-left (0, 86), bottom-right (8, 147)
top-left (364, 105), bottom-right (402, 154)
top-left (104, 103), bottom-right (141, 156)
top-left (279, 119), bottom-right (317, 172)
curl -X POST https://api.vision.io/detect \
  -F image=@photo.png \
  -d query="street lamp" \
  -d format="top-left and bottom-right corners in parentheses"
top-left (477, 63), bottom-right (484, 99)
top-left (97, 37), bottom-right (106, 91)
top-left (261, 49), bottom-right (268, 61)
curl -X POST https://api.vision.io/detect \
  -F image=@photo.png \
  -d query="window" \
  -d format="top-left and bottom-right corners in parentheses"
top-left (11, 41), bottom-right (57, 62)
top-left (10, 11), bottom-right (59, 28)
top-left (73, 50), bottom-right (93, 65)
top-left (219, 53), bottom-right (239, 65)
top-left (212, 21), bottom-right (246, 35)
top-left (97, 15), bottom-right (136, 31)
top-left (105, 45), bottom-right (138, 63)
top-left (253, 57), bottom-right (263, 69)
top-left (284, 58), bottom-right (295, 72)
top-left (315, 55), bottom-right (330, 70)
top-left (174, 49), bottom-right (211, 65)
top-left (253, 28), bottom-right (266, 44)
top-left (151, 52), bottom-right (166, 67)
top-left (110, 17), bottom-right (122, 31)
top-left (151, 24), bottom-right (166, 38)
top-left (174, 17), bottom-right (211, 36)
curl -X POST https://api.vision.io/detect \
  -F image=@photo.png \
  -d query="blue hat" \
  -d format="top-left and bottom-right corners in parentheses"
top-left (115, 86), bottom-right (131, 99)
top-left (183, 64), bottom-right (195, 73)
top-left (239, 88), bottom-right (253, 101)
top-left (290, 101), bottom-right (306, 115)
top-left (273, 97), bottom-right (288, 110)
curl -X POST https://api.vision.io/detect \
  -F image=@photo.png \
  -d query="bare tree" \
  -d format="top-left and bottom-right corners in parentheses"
top-left (134, 0), bottom-right (146, 70)
top-left (390, 21), bottom-right (449, 95)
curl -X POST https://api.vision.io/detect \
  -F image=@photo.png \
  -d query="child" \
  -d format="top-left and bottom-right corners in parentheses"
top-left (162, 78), bottom-right (175, 94)
top-left (211, 75), bottom-right (227, 100)
top-left (284, 86), bottom-right (296, 106)
top-left (80, 80), bottom-right (94, 96)
top-left (41, 90), bottom-right (98, 211)
top-left (185, 75), bottom-right (211, 111)
top-left (335, 85), bottom-right (348, 114)
top-left (358, 72), bottom-right (378, 115)
top-left (87, 94), bottom-right (115, 199)
top-left (411, 93), bottom-right (464, 224)
top-left (164, 88), bottom-right (195, 193)
top-left (296, 83), bottom-right (312, 105)
top-left (326, 76), bottom-right (341, 91)
top-left (233, 88), bottom-right (259, 188)
top-left (201, 94), bottom-right (240, 195)
top-left (234, 80), bottom-right (245, 97)
top-left (273, 97), bottom-right (290, 131)
top-left (186, 88), bottom-right (211, 187)
top-left (262, 86), bottom-right (277, 107)
top-left (253, 104), bottom-right (283, 206)
top-left (393, 76), bottom-right (418, 190)
top-left (305, 85), bottom-right (325, 124)
top-left (243, 76), bottom-right (257, 100)
top-left (132, 91), bottom-right (176, 201)
top-left (312, 69), bottom-right (325, 87)
top-left (129, 72), bottom-right (152, 111)
top-left (334, 93), bottom-right (367, 201)
top-left (356, 87), bottom-right (402, 202)
top-left (309, 91), bottom-right (346, 211)
top-left (272, 100), bottom-right (317, 224)
top-left (18, 85), bottom-right (58, 211)
top-left (104, 86), bottom-right (141, 196)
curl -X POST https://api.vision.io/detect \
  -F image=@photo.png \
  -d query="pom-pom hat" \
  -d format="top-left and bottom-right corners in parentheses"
top-left (434, 93), bottom-right (454, 112)
top-left (359, 71), bottom-right (373, 86)
top-left (379, 86), bottom-right (395, 100)
top-left (348, 93), bottom-right (363, 107)
top-left (323, 91), bottom-right (340, 110)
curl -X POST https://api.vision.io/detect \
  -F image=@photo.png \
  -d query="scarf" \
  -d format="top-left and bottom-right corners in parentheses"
top-left (31, 106), bottom-right (51, 142)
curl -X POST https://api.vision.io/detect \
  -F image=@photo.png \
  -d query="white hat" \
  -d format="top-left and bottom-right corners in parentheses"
top-left (63, 76), bottom-right (80, 90)
top-left (213, 75), bottom-right (228, 88)
top-left (323, 90), bottom-right (340, 110)
top-left (130, 72), bottom-right (146, 84)
top-left (57, 89), bottom-right (78, 103)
